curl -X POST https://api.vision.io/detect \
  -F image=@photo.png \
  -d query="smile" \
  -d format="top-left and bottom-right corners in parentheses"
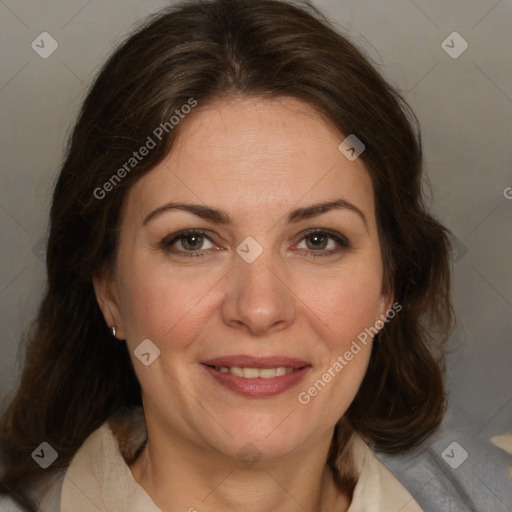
top-left (212, 366), bottom-right (297, 378)
top-left (201, 356), bottom-right (311, 397)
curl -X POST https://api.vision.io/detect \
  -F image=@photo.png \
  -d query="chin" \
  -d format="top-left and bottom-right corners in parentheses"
top-left (209, 415), bottom-right (315, 463)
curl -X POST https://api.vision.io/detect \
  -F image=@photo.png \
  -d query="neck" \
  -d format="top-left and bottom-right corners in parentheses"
top-left (128, 422), bottom-right (351, 512)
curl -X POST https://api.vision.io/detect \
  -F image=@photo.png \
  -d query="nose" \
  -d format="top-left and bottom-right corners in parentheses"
top-left (220, 250), bottom-right (296, 336)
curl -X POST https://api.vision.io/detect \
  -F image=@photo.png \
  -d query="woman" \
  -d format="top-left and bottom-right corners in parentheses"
top-left (0, 0), bottom-right (509, 510)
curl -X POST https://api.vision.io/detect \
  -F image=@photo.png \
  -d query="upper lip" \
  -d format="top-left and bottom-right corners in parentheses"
top-left (201, 355), bottom-right (310, 369)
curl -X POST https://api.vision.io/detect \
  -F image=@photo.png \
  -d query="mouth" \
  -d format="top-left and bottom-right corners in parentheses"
top-left (201, 356), bottom-right (311, 397)
top-left (209, 366), bottom-right (298, 378)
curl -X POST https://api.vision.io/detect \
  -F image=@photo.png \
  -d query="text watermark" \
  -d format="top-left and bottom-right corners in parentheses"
top-left (94, 98), bottom-right (198, 200)
top-left (297, 302), bottom-right (402, 404)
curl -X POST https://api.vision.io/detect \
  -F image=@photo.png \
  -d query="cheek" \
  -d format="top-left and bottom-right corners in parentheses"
top-left (116, 240), bottom-right (385, 360)
top-left (296, 258), bottom-right (384, 345)
top-left (294, 269), bottom-right (381, 422)
top-left (117, 257), bottom-right (224, 349)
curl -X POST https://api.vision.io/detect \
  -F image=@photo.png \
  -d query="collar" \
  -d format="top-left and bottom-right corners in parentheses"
top-left (60, 407), bottom-right (421, 512)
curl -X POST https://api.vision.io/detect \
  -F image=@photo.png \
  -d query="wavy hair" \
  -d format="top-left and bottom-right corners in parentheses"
top-left (0, 0), bottom-right (453, 508)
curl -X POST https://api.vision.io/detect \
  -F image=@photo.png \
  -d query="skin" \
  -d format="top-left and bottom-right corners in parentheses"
top-left (94, 96), bottom-right (393, 512)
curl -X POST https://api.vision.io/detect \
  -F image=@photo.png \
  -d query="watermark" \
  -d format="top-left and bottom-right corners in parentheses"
top-left (237, 442), bottom-right (262, 468)
top-left (449, 234), bottom-right (468, 263)
top-left (441, 441), bottom-right (468, 469)
top-left (297, 302), bottom-right (402, 405)
top-left (32, 236), bottom-right (47, 263)
top-left (503, 187), bottom-right (512, 200)
top-left (236, 236), bottom-right (263, 263)
top-left (441, 32), bottom-right (468, 59)
top-left (93, 98), bottom-right (198, 200)
top-left (338, 134), bottom-right (365, 161)
top-left (134, 339), bottom-right (161, 366)
top-left (31, 32), bottom-right (59, 59)
top-left (31, 442), bottom-right (58, 469)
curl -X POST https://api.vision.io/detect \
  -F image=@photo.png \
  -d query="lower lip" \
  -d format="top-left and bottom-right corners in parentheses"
top-left (202, 364), bottom-right (311, 397)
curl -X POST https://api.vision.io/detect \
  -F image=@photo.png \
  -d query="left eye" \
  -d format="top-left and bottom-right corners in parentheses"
top-left (296, 232), bottom-right (340, 251)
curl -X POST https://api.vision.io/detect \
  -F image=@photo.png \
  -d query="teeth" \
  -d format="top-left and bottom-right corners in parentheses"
top-left (243, 368), bottom-right (259, 378)
top-left (230, 366), bottom-right (243, 377)
top-left (260, 368), bottom-right (281, 378)
top-left (215, 366), bottom-right (296, 378)
top-left (275, 367), bottom-right (287, 377)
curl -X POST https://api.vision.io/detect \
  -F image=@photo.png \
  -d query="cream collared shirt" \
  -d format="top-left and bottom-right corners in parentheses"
top-left (56, 409), bottom-right (423, 512)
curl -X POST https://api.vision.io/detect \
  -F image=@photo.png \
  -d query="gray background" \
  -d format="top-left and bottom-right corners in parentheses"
top-left (1, 0), bottom-right (511, 440)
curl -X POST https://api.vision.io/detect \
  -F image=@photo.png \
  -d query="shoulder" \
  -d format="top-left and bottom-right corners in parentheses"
top-left (0, 495), bottom-right (32, 512)
top-left (374, 409), bottom-right (512, 511)
top-left (0, 495), bottom-right (20, 511)
top-left (0, 468), bottom-right (65, 512)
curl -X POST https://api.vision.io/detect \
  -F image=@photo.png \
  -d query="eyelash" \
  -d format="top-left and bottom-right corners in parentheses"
top-left (160, 229), bottom-right (350, 259)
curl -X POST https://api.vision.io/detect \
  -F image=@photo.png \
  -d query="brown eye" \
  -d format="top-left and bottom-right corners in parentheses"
top-left (304, 233), bottom-right (330, 250)
top-left (295, 229), bottom-right (350, 257)
top-left (180, 233), bottom-right (206, 251)
top-left (161, 230), bottom-right (215, 255)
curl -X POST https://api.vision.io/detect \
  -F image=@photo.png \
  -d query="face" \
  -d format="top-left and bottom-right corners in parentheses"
top-left (94, 96), bottom-right (393, 461)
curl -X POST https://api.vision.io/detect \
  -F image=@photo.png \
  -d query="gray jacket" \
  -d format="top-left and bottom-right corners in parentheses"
top-left (375, 410), bottom-right (512, 512)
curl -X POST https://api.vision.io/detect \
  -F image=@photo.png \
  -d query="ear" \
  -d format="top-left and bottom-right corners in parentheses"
top-left (92, 266), bottom-right (125, 340)
top-left (376, 261), bottom-right (396, 322)
top-left (377, 289), bottom-right (395, 321)
top-left (374, 275), bottom-right (397, 335)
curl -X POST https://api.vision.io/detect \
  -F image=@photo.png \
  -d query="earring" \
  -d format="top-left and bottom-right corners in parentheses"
top-left (111, 326), bottom-right (116, 338)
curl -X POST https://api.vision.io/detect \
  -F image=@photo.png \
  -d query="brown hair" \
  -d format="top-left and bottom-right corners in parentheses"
top-left (0, 0), bottom-right (453, 508)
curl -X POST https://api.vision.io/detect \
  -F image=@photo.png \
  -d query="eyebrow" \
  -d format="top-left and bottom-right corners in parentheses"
top-left (143, 198), bottom-right (368, 230)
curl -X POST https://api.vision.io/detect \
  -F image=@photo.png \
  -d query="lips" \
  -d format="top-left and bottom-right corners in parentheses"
top-left (201, 355), bottom-right (311, 397)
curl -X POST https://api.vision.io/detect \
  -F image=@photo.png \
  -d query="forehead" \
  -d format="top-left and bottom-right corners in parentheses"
top-left (124, 96), bottom-right (374, 224)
